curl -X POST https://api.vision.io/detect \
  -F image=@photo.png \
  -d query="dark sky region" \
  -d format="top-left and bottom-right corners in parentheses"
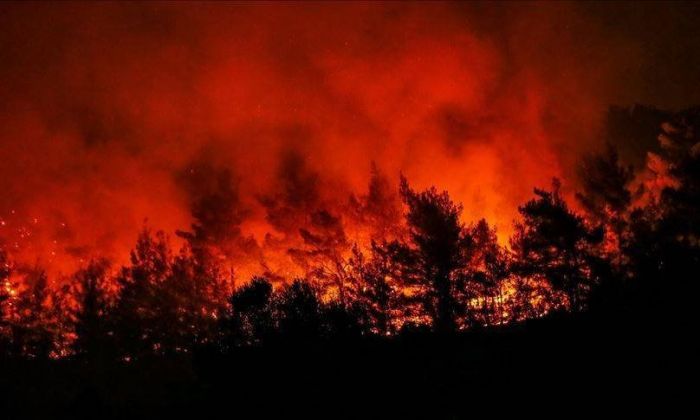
top-left (580, 1), bottom-right (700, 109)
top-left (1, 1), bottom-right (699, 276)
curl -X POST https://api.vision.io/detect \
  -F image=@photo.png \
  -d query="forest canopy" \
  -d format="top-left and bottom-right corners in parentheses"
top-left (1, 105), bottom-right (698, 360)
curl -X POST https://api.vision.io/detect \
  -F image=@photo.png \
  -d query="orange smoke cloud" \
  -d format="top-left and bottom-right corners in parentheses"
top-left (0, 2), bottom-right (638, 278)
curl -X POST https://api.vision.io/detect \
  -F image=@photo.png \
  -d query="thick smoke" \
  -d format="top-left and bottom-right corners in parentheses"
top-left (0, 2), bottom-right (690, 277)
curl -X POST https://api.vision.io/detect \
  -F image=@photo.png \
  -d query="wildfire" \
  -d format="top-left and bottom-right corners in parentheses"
top-left (0, 2), bottom-right (623, 281)
top-left (1, 2), bottom-right (696, 360)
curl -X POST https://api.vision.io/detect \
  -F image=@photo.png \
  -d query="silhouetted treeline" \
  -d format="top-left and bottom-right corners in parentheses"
top-left (1, 106), bottom-right (699, 362)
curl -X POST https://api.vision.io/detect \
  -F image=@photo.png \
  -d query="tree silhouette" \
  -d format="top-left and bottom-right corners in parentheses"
top-left (226, 276), bottom-right (274, 347)
top-left (7, 267), bottom-right (58, 358)
top-left (623, 110), bottom-right (700, 323)
top-left (113, 227), bottom-right (231, 359)
top-left (273, 279), bottom-right (323, 343)
top-left (573, 144), bottom-right (635, 313)
top-left (71, 258), bottom-right (112, 360)
top-left (460, 220), bottom-right (510, 327)
top-left (167, 246), bottom-right (230, 351)
top-left (288, 209), bottom-right (353, 305)
top-left (576, 143), bottom-right (634, 223)
top-left (347, 243), bottom-right (401, 336)
top-left (577, 144), bottom-right (633, 241)
top-left (113, 228), bottom-right (172, 359)
top-left (512, 180), bottom-right (604, 312)
top-left (396, 176), bottom-right (472, 334)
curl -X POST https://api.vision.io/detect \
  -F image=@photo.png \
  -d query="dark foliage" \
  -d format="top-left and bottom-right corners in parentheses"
top-left (70, 259), bottom-right (112, 360)
top-left (225, 276), bottom-right (274, 347)
top-left (396, 176), bottom-right (472, 333)
top-left (512, 179), bottom-right (604, 311)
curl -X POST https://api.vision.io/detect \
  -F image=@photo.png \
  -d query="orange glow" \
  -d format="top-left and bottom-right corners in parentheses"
top-left (0, 3), bottom-right (630, 288)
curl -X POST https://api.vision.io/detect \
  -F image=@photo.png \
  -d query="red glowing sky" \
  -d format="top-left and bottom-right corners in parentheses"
top-left (1, 2), bottom-right (699, 277)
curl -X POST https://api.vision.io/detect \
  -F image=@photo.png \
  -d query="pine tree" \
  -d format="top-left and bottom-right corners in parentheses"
top-left (396, 176), bottom-right (472, 334)
top-left (71, 258), bottom-right (112, 360)
top-left (512, 180), bottom-right (604, 311)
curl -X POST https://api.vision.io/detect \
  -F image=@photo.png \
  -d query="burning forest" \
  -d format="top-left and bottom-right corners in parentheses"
top-left (0, 2), bottom-right (698, 418)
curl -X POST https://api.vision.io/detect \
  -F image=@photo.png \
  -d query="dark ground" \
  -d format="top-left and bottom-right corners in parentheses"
top-left (1, 312), bottom-right (695, 419)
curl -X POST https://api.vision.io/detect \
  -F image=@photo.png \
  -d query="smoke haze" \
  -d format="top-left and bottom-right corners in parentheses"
top-left (1, 2), bottom-right (699, 277)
